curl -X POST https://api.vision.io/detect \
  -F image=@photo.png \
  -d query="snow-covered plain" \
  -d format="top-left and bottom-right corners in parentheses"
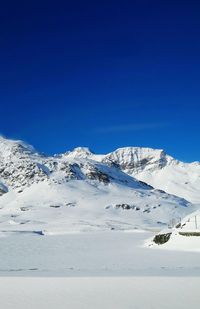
top-left (1, 231), bottom-right (200, 276)
top-left (1, 276), bottom-right (200, 309)
top-left (0, 231), bottom-right (200, 309)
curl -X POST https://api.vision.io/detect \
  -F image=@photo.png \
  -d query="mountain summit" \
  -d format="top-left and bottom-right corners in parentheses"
top-left (99, 147), bottom-right (200, 204)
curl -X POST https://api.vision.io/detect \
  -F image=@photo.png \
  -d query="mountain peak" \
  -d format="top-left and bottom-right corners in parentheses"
top-left (109, 146), bottom-right (167, 157)
top-left (102, 146), bottom-right (174, 173)
top-left (64, 147), bottom-right (93, 158)
top-left (0, 136), bottom-right (36, 158)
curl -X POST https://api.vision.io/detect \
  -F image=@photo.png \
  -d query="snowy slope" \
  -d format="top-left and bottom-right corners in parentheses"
top-left (147, 209), bottom-right (200, 251)
top-left (0, 137), bottom-right (196, 234)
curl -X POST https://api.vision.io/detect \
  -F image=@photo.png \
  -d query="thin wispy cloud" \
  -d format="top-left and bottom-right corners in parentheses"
top-left (96, 122), bottom-right (169, 133)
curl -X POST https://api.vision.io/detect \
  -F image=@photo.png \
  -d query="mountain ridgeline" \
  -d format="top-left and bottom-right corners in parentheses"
top-left (0, 136), bottom-right (199, 233)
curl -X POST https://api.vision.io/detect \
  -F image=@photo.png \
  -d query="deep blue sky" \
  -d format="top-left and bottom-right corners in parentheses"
top-left (0, 0), bottom-right (200, 162)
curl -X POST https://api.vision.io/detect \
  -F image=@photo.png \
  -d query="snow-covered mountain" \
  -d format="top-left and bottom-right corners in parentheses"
top-left (99, 147), bottom-right (200, 204)
top-left (64, 146), bottom-right (200, 204)
top-left (0, 136), bottom-right (197, 234)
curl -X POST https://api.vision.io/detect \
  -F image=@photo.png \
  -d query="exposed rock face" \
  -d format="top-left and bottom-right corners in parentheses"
top-left (0, 161), bottom-right (49, 190)
top-left (86, 169), bottom-right (110, 184)
top-left (102, 147), bottom-right (175, 174)
top-left (0, 136), bottom-right (49, 190)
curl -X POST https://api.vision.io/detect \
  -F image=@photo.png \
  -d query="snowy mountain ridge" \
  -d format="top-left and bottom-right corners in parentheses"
top-left (100, 147), bottom-right (200, 204)
top-left (0, 136), bottom-right (198, 234)
top-left (64, 145), bottom-right (200, 204)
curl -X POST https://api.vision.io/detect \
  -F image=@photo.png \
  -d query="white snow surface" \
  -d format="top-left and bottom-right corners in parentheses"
top-left (0, 231), bottom-right (200, 276)
top-left (0, 276), bottom-right (199, 309)
top-left (0, 231), bottom-right (200, 309)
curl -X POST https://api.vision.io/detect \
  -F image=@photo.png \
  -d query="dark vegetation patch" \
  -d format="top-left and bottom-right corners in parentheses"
top-left (179, 232), bottom-right (200, 237)
top-left (153, 232), bottom-right (172, 245)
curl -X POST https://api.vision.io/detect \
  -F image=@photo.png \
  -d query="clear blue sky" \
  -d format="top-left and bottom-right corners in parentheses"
top-left (0, 0), bottom-right (200, 162)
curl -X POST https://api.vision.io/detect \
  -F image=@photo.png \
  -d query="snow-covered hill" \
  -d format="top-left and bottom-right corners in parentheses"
top-left (0, 137), bottom-right (197, 234)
